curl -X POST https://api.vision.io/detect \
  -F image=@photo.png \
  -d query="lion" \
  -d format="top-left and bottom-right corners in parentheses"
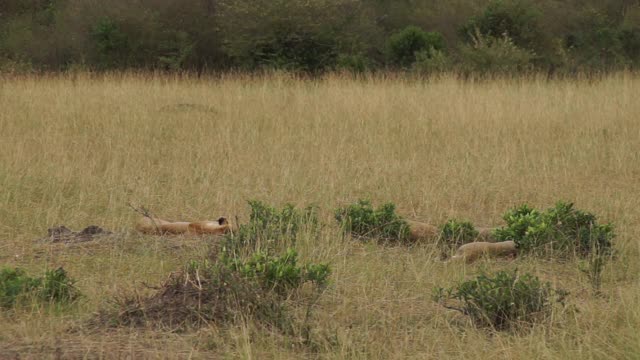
top-left (406, 220), bottom-right (440, 241)
top-left (136, 216), bottom-right (231, 235)
top-left (449, 241), bottom-right (517, 263)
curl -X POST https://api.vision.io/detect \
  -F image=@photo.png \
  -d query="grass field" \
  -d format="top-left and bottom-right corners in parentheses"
top-left (0, 72), bottom-right (639, 359)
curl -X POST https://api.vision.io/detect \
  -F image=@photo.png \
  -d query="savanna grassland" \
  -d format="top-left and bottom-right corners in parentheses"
top-left (0, 72), bottom-right (639, 359)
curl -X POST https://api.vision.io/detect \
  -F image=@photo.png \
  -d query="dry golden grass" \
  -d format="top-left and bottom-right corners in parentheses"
top-left (0, 72), bottom-right (639, 359)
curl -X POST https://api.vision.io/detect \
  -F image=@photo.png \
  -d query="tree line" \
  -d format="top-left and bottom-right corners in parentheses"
top-left (1, 0), bottom-right (639, 75)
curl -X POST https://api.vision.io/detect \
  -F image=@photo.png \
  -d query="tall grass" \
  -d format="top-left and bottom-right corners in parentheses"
top-left (0, 72), bottom-right (639, 358)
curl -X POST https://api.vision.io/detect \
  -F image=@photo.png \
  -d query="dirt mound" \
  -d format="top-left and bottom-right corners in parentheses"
top-left (94, 265), bottom-right (285, 330)
top-left (40, 225), bottom-right (113, 244)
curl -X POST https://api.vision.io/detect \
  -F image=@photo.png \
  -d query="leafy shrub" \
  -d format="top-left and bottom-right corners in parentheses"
top-left (217, 0), bottom-right (372, 74)
top-left (565, 9), bottom-right (630, 71)
top-left (0, 268), bottom-right (40, 308)
top-left (91, 17), bottom-right (130, 69)
top-left (493, 201), bottom-right (614, 257)
top-left (460, 0), bottom-right (542, 51)
top-left (222, 247), bottom-right (330, 296)
top-left (434, 270), bottom-right (566, 330)
top-left (439, 219), bottom-right (479, 252)
top-left (335, 199), bottom-right (411, 243)
top-left (101, 248), bottom-right (330, 331)
top-left (228, 200), bottom-right (319, 252)
top-left (156, 30), bottom-right (194, 71)
top-left (0, 267), bottom-right (81, 308)
top-left (387, 26), bottom-right (445, 68)
top-left (458, 31), bottom-right (535, 76)
top-left (39, 267), bottom-right (81, 303)
top-left (620, 6), bottom-right (640, 64)
top-left (248, 29), bottom-right (338, 73)
top-left (336, 53), bottom-right (370, 74)
top-left (412, 47), bottom-right (451, 74)
top-left (620, 27), bottom-right (640, 64)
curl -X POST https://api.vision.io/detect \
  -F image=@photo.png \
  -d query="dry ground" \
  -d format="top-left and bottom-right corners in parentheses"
top-left (0, 72), bottom-right (639, 359)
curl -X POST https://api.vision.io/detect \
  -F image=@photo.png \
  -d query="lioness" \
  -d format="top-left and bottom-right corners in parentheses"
top-left (136, 216), bottom-right (231, 235)
top-left (450, 241), bottom-right (517, 263)
top-left (406, 220), bottom-right (439, 241)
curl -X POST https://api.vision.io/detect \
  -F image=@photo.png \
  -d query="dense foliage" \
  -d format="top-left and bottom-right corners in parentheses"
top-left (1, 0), bottom-right (639, 74)
top-left (335, 199), bottom-right (411, 243)
top-left (493, 201), bottom-right (615, 257)
top-left (439, 219), bottom-right (479, 252)
top-left (226, 200), bottom-right (319, 252)
top-left (434, 270), bottom-right (567, 330)
top-left (0, 267), bottom-right (81, 308)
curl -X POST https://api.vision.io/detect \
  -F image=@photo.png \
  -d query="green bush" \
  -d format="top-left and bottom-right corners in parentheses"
top-left (156, 30), bottom-right (195, 71)
top-left (335, 199), bottom-right (411, 243)
top-left (222, 248), bottom-right (330, 296)
top-left (439, 219), bottom-right (479, 251)
top-left (0, 267), bottom-right (81, 308)
top-left (460, 0), bottom-right (543, 51)
top-left (248, 29), bottom-right (338, 73)
top-left (620, 6), bottom-right (640, 65)
top-left (336, 53), bottom-right (371, 74)
top-left (91, 17), bottom-right (130, 69)
top-left (217, 0), bottom-right (372, 74)
top-left (39, 267), bottom-right (81, 304)
top-left (228, 200), bottom-right (319, 252)
top-left (387, 26), bottom-right (445, 68)
top-left (458, 31), bottom-right (535, 76)
top-left (493, 201), bottom-right (615, 257)
top-left (620, 27), bottom-right (640, 64)
top-left (412, 47), bottom-right (451, 74)
top-left (565, 9), bottom-right (630, 71)
top-left (0, 268), bottom-right (40, 308)
top-left (434, 270), bottom-right (566, 330)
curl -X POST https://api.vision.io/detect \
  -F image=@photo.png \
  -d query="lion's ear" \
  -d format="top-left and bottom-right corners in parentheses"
top-left (217, 217), bottom-right (228, 225)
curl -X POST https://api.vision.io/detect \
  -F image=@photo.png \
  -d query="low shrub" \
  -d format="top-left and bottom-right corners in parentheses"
top-left (458, 31), bottom-right (535, 76)
top-left (439, 219), bottom-right (479, 252)
top-left (38, 267), bottom-right (82, 304)
top-left (222, 247), bottom-right (330, 296)
top-left (387, 26), bottom-right (445, 68)
top-left (434, 270), bottom-right (566, 330)
top-left (565, 8), bottom-right (630, 71)
top-left (228, 200), bottom-right (319, 252)
top-left (0, 268), bottom-right (40, 308)
top-left (336, 53), bottom-right (370, 74)
top-left (0, 267), bottom-right (81, 308)
top-left (493, 201), bottom-right (614, 257)
top-left (335, 199), bottom-right (411, 243)
top-left (460, 0), bottom-right (543, 51)
top-left (412, 47), bottom-right (451, 74)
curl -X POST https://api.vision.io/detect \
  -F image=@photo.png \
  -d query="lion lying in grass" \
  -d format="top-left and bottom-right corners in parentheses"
top-left (136, 216), bottom-right (231, 235)
top-left (450, 241), bottom-right (517, 263)
top-left (406, 220), bottom-right (440, 241)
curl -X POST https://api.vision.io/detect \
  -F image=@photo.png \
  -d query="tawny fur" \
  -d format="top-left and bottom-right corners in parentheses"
top-left (136, 216), bottom-right (231, 235)
top-left (450, 241), bottom-right (517, 263)
top-left (475, 227), bottom-right (496, 241)
top-left (406, 220), bottom-right (439, 241)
